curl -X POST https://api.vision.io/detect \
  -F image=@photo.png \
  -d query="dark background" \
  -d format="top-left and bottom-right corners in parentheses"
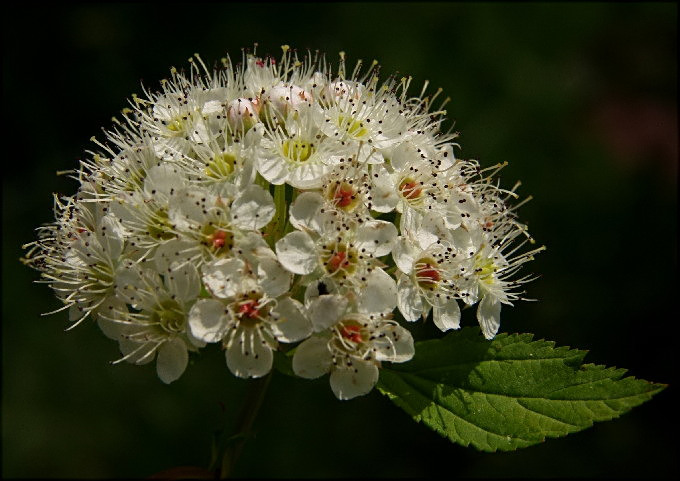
top-left (2, 2), bottom-right (677, 478)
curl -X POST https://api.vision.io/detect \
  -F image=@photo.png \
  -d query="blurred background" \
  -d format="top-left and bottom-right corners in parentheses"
top-left (2, 2), bottom-right (677, 478)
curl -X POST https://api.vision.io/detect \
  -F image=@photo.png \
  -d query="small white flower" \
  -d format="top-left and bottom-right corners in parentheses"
top-left (188, 255), bottom-right (312, 378)
top-left (293, 299), bottom-right (414, 400)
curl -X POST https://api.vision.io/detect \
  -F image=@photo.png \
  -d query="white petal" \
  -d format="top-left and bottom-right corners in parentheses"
top-left (289, 192), bottom-right (324, 232)
top-left (392, 237), bottom-right (418, 275)
top-left (372, 324), bottom-right (415, 363)
top-left (257, 254), bottom-right (291, 298)
top-left (477, 293), bottom-right (501, 340)
top-left (188, 299), bottom-right (231, 343)
top-left (401, 208), bottom-right (438, 250)
top-left (144, 164), bottom-right (185, 198)
top-left (119, 339), bottom-right (155, 365)
top-left (275, 231), bottom-right (318, 275)
top-left (96, 298), bottom-right (128, 340)
top-left (287, 162), bottom-right (332, 189)
top-left (270, 297), bottom-right (312, 343)
top-left (357, 268), bottom-right (397, 314)
top-left (292, 335), bottom-right (332, 379)
top-left (231, 185), bottom-right (276, 230)
top-left (114, 260), bottom-right (144, 307)
top-left (226, 329), bottom-right (274, 378)
top-left (355, 221), bottom-right (398, 257)
top-left (397, 274), bottom-right (423, 322)
top-left (169, 189), bottom-right (208, 229)
top-left (370, 164), bottom-right (399, 213)
top-left (156, 338), bottom-right (189, 384)
top-left (153, 239), bottom-right (197, 273)
top-left (97, 215), bottom-right (124, 259)
top-left (165, 262), bottom-right (201, 303)
top-left (433, 298), bottom-right (461, 332)
top-left (307, 294), bottom-right (347, 331)
top-left (202, 258), bottom-right (246, 299)
top-left (330, 361), bottom-right (379, 400)
top-left (256, 153), bottom-right (288, 185)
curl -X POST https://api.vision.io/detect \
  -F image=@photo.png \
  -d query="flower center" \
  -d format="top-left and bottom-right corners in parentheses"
top-left (238, 300), bottom-right (260, 319)
top-left (205, 153), bottom-right (236, 179)
top-left (337, 115), bottom-right (369, 139)
top-left (148, 208), bottom-right (176, 241)
top-left (202, 225), bottom-right (234, 256)
top-left (399, 177), bottom-right (423, 201)
top-left (340, 323), bottom-right (363, 344)
top-left (327, 181), bottom-right (361, 212)
top-left (163, 112), bottom-right (193, 136)
top-left (415, 257), bottom-right (440, 290)
top-left (474, 255), bottom-right (497, 285)
top-left (282, 139), bottom-right (315, 163)
top-left (152, 299), bottom-right (185, 334)
top-left (234, 293), bottom-right (268, 328)
top-left (322, 242), bottom-right (358, 276)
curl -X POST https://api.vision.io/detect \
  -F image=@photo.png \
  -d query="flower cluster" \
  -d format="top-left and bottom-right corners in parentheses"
top-left (22, 46), bottom-right (542, 399)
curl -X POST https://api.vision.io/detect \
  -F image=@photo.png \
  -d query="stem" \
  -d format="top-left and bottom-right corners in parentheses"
top-left (219, 372), bottom-right (273, 479)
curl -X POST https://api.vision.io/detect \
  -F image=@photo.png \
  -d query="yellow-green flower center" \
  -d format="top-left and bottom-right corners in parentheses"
top-left (148, 208), bottom-right (175, 241)
top-left (282, 139), bottom-right (315, 163)
top-left (337, 115), bottom-right (369, 139)
top-left (152, 299), bottom-right (185, 334)
top-left (205, 153), bottom-right (236, 178)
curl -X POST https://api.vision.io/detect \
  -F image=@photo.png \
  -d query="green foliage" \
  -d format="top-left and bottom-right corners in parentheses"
top-left (377, 328), bottom-right (666, 452)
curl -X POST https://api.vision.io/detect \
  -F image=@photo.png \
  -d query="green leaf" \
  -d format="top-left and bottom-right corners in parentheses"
top-left (377, 327), bottom-right (666, 452)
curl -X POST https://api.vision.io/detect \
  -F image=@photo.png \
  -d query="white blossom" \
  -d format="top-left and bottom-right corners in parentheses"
top-left (22, 45), bottom-right (541, 396)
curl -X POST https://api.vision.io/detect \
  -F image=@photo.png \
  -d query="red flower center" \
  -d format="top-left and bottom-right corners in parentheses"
top-left (238, 300), bottom-right (260, 319)
top-left (334, 187), bottom-right (355, 208)
top-left (340, 324), bottom-right (362, 343)
top-left (399, 180), bottom-right (422, 200)
top-left (327, 250), bottom-right (348, 273)
top-left (211, 230), bottom-right (227, 249)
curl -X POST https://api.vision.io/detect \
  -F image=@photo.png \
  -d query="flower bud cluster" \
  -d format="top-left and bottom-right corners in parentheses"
top-left (23, 46), bottom-right (542, 399)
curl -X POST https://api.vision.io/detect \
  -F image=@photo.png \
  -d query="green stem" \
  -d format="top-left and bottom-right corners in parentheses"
top-left (219, 373), bottom-right (273, 479)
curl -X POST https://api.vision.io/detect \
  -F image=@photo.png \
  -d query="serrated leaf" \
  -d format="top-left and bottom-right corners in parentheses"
top-left (377, 327), bottom-right (666, 452)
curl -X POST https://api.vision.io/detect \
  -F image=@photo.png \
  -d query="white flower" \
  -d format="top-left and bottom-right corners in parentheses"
top-left (293, 296), bottom-right (414, 400)
top-left (23, 45), bottom-right (542, 389)
top-left (107, 260), bottom-right (202, 383)
top-left (188, 254), bottom-right (312, 378)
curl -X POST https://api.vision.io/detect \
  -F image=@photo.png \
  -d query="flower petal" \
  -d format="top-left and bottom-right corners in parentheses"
top-left (329, 360), bottom-right (379, 400)
top-left (270, 297), bottom-right (312, 343)
top-left (275, 230), bottom-right (318, 275)
top-left (202, 258), bottom-right (246, 299)
top-left (256, 153), bottom-right (288, 185)
top-left (292, 335), bottom-right (332, 379)
top-left (307, 294), bottom-right (347, 331)
top-left (355, 221), bottom-right (398, 257)
top-left (433, 297), bottom-right (461, 332)
top-left (226, 329), bottom-right (273, 378)
top-left (289, 192), bottom-right (324, 232)
top-left (477, 293), bottom-right (501, 340)
top-left (97, 215), bottom-right (125, 259)
top-left (165, 262), bottom-right (201, 303)
top-left (156, 338), bottom-right (188, 384)
top-left (188, 299), bottom-right (231, 343)
top-left (153, 238), bottom-right (197, 273)
top-left (357, 268), bottom-right (397, 314)
top-left (257, 254), bottom-right (291, 298)
top-left (392, 237), bottom-right (418, 275)
top-left (372, 324), bottom-right (415, 363)
top-left (397, 273), bottom-right (423, 322)
top-left (231, 185), bottom-right (276, 230)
